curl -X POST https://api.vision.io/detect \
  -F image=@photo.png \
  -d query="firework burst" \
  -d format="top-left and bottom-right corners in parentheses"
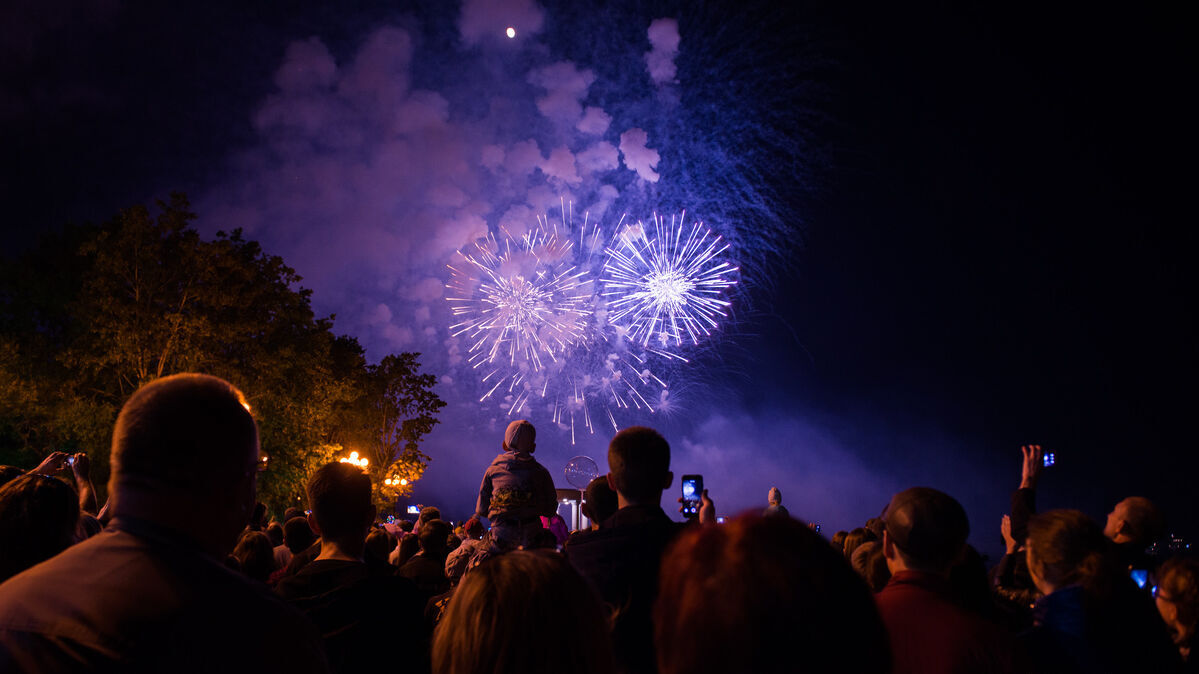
top-left (446, 226), bottom-right (592, 387)
top-left (602, 213), bottom-right (739, 348)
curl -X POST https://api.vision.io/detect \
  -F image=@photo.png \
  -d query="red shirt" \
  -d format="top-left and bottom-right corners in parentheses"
top-left (876, 569), bottom-right (1018, 674)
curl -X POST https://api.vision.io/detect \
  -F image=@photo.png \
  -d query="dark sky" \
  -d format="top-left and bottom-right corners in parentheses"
top-left (2, 1), bottom-right (1195, 555)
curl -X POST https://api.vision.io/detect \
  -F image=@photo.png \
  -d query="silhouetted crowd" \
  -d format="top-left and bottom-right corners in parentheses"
top-left (1, 373), bottom-right (1196, 673)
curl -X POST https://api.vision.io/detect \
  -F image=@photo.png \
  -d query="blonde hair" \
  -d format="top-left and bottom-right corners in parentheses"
top-left (432, 550), bottom-right (612, 674)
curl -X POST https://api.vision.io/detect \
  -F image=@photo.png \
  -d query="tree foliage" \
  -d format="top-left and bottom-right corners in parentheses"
top-left (0, 194), bottom-right (444, 514)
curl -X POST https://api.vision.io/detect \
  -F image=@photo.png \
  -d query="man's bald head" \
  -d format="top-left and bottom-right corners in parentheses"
top-left (111, 374), bottom-right (258, 503)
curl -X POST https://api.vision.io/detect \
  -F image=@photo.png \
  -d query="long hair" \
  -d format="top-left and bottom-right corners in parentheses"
top-left (0, 474), bottom-right (80, 582)
top-left (1026, 509), bottom-right (1116, 598)
top-left (432, 550), bottom-right (613, 674)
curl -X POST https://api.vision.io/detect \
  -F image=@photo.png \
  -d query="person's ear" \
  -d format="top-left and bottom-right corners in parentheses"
top-left (307, 512), bottom-right (323, 537)
top-left (606, 472), bottom-right (617, 491)
top-left (882, 530), bottom-right (896, 560)
top-left (663, 470), bottom-right (673, 490)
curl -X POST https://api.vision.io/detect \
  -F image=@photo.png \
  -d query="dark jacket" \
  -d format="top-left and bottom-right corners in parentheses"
top-left (276, 559), bottom-right (427, 674)
top-left (0, 517), bottom-right (329, 673)
top-left (566, 505), bottom-right (682, 674)
top-left (1020, 582), bottom-right (1182, 674)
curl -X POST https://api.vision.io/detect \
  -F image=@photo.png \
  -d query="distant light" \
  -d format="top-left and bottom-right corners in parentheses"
top-left (506, 27), bottom-right (516, 38)
top-left (399, 478), bottom-right (408, 486)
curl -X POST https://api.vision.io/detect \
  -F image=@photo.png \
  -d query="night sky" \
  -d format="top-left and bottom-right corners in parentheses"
top-left (2, 1), bottom-right (1195, 557)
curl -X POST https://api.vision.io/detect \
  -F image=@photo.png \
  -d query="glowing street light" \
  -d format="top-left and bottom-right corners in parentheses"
top-left (338, 451), bottom-right (368, 468)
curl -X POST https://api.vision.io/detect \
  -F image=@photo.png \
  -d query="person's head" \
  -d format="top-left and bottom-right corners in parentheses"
top-left (365, 527), bottom-right (395, 563)
top-left (398, 519), bottom-right (415, 533)
top-left (397, 531), bottom-right (421, 567)
top-left (830, 530), bottom-right (849, 551)
top-left (607, 426), bottom-right (672, 506)
top-left (433, 550), bottom-right (612, 674)
top-left (463, 516), bottom-right (485, 540)
top-left (655, 514), bottom-right (890, 674)
top-left (108, 373), bottom-right (259, 556)
top-left (1025, 509), bottom-right (1113, 597)
top-left (265, 521), bottom-right (284, 547)
top-left (418, 506), bottom-right (441, 530)
top-left (0, 465), bottom-right (24, 486)
top-left (850, 541), bottom-right (892, 593)
top-left (0, 474), bottom-right (81, 582)
top-left (283, 507), bottom-right (304, 522)
top-left (767, 486), bottom-right (782, 505)
top-left (1156, 557), bottom-right (1199, 647)
top-left (1104, 496), bottom-right (1165, 547)
top-left (503, 419), bottom-right (536, 454)
top-left (881, 487), bottom-right (969, 574)
top-left (232, 529), bottom-right (275, 583)
top-left (582, 475), bottom-right (618, 527)
top-left (283, 516), bottom-right (315, 554)
top-left (843, 527), bottom-right (877, 560)
top-left (419, 519), bottom-right (453, 559)
top-left (306, 462), bottom-right (375, 551)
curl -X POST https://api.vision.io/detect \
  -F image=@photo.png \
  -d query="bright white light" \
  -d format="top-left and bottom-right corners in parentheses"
top-left (399, 478), bottom-right (408, 486)
top-left (506, 27), bottom-right (516, 38)
top-left (602, 213), bottom-right (738, 347)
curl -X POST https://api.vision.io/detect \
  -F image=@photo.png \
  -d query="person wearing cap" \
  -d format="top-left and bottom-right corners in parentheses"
top-left (762, 486), bottom-right (789, 518)
top-left (875, 487), bottom-right (1018, 674)
top-left (475, 419), bottom-right (558, 550)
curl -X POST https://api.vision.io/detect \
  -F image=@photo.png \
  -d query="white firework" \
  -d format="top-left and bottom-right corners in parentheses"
top-left (602, 212), bottom-right (738, 348)
top-left (446, 226), bottom-right (592, 391)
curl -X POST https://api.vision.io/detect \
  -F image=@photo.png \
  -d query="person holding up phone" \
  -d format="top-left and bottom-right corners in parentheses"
top-left (566, 427), bottom-right (714, 674)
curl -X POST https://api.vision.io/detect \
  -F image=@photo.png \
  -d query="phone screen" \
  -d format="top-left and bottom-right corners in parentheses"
top-left (681, 475), bottom-right (702, 518)
top-left (1042, 452), bottom-right (1056, 467)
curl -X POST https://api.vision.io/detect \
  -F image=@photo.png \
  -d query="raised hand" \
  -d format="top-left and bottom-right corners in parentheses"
top-left (1001, 514), bottom-right (1018, 554)
top-left (1020, 444), bottom-right (1044, 490)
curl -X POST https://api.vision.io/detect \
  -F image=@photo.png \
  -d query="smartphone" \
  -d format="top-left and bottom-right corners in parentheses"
top-left (1042, 452), bottom-right (1056, 468)
top-left (407, 505), bottom-right (420, 515)
top-left (681, 474), bottom-right (702, 519)
top-left (1130, 569), bottom-right (1148, 589)
top-left (66, 456), bottom-right (76, 467)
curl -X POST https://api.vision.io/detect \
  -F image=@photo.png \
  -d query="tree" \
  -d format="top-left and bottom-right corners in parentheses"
top-left (334, 353), bottom-right (446, 513)
top-left (0, 194), bottom-right (446, 514)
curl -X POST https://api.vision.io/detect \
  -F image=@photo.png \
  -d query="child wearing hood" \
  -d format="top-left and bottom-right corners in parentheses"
top-left (475, 420), bottom-right (558, 551)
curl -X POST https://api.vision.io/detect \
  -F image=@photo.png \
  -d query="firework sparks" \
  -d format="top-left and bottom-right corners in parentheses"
top-left (602, 213), bottom-right (738, 348)
top-left (446, 227), bottom-right (592, 386)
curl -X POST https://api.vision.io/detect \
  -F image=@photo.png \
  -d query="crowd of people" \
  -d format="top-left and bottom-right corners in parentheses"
top-left (0, 373), bottom-right (1196, 673)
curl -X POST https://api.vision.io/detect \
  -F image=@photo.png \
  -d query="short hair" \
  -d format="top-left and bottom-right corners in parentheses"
top-left (283, 516), bottom-right (315, 554)
top-left (110, 374), bottom-right (258, 498)
top-left (850, 541), bottom-right (891, 593)
top-left (1158, 557), bottom-right (1199, 638)
top-left (608, 426), bottom-right (670, 503)
top-left (581, 475), bottom-right (618, 525)
top-left (307, 462), bottom-right (373, 540)
top-left (0, 474), bottom-right (80, 582)
top-left (1119, 496), bottom-right (1165, 546)
top-left (398, 519), bottom-right (415, 533)
top-left (1027, 509), bottom-right (1113, 593)
top-left (433, 550), bottom-right (612, 674)
top-left (882, 487), bottom-right (969, 571)
top-left (419, 519), bottom-right (453, 558)
top-left (655, 515), bottom-right (890, 674)
top-left (830, 530), bottom-right (849, 551)
top-left (283, 507), bottom-right (305, 522)
top-left (418, 506), bottom-right (441, 526)
top-left (265, 521), bottom-right (284, 547)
